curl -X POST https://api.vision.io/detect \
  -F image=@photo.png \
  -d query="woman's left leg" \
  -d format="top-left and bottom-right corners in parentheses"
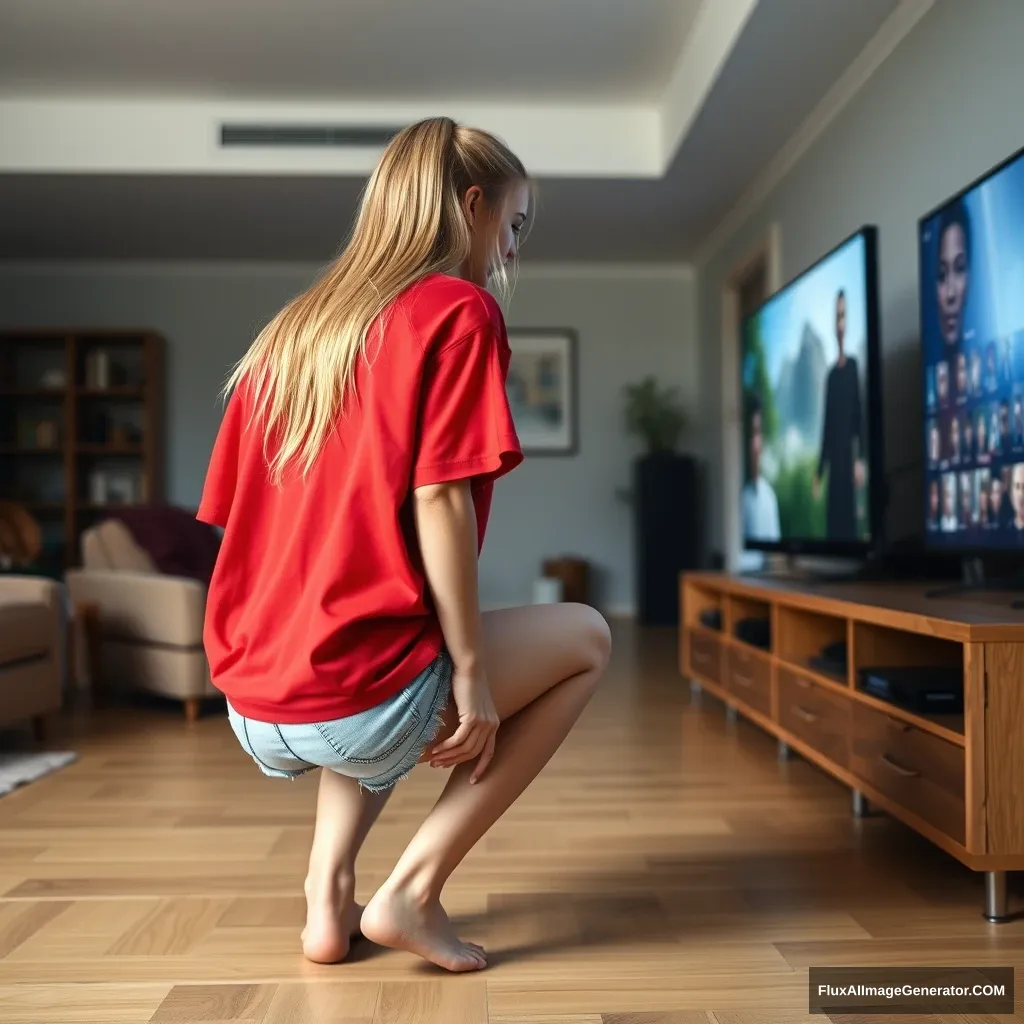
top-left (301, 769), bottom-right (392, 963)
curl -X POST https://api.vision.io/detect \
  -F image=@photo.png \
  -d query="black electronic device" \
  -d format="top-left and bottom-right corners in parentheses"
top-left (858, 665), bottom-right (964, 715)
top-left (699, 608), bottom-right (722, 631)
top-left (810, 639), bottom-right (848, 677)
top-left (734, 615), bottom-right (771, 650)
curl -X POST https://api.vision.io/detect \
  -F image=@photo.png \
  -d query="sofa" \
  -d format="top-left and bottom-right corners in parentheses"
top-left (0, 575), bottom-right (64, 736)
top-left (64, 510), bottom-right (221, 722)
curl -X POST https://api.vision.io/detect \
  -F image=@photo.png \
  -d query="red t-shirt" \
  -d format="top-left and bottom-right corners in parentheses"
top-left (196, 273), bottom-right (523, 723)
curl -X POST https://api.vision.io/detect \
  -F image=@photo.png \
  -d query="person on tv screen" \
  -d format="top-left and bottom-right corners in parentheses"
top-left (976, 409), bottom-right (989, 464)
top-left (959, 470), bottom-right (974, 530)
top-left (928, 420), bottom-right (941, 466)
top-left (742, 392), bottom-right (781, 545)
top-left (992, 473), bottom-right (1006, 529)
top-left (936, 198), bottom-right (970, 349)
top-left (955, 352), bottom-right (968, 404)
top-left (977, 471), bottom-right (991, 528)
top-left (927, 478), bottom-right (940, 531)
top-left (941, 473), bottom-right (958, 533)
top-left (936, 361), bottom-right (949, 407)
top-left (949, 414), bottom-right (961, 466)
top-left (812, 289), bottom-right (865, 541)
top-left (1012, 463), bottom-right (1024, 533)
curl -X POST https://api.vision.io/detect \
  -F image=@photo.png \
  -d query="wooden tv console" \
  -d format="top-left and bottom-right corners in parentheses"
top-left (679, 571), bottom-right (1024, 921)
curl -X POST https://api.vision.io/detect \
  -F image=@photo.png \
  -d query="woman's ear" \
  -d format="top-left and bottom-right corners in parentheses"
top-left (461, 185), bottom-right (484, 228)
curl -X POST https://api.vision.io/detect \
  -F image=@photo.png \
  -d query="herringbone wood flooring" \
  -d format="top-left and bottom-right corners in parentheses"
top-left (1, 621), bottom-right (1022, 1022)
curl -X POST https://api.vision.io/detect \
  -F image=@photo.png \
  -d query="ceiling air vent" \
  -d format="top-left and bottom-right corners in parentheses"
top-left (220, 124), bottom-right (403, 148)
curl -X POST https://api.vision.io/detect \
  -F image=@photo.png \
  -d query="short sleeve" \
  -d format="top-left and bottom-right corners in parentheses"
top-left (412, 326), bottom-right (523, 489)
top-left (196, 391), bottom-right (242, 527)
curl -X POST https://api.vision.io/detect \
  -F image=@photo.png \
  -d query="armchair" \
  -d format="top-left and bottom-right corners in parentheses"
top-left (64, 512), bottom-right (220, 722)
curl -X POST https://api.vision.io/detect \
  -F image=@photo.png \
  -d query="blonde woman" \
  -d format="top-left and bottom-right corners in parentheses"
top-left (197, 117), bottom-right (611, 973)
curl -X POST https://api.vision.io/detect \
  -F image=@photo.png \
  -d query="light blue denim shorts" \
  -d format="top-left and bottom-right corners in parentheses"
top-left (226, 650), bottom-right (452, 793)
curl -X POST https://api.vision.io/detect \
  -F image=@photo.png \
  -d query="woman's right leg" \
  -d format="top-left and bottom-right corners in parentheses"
top-left (360, 601), bottom-right (611, 971)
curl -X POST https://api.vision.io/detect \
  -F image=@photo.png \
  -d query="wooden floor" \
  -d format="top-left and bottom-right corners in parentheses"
top-left (1, 620), bottom-right (1023, 1023)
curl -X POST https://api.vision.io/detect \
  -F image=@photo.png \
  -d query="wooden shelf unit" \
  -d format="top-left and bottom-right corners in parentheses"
top-left (0, 328), bottom-right (165, 569)
top-left (680, 571), bottom-right (1024, 921)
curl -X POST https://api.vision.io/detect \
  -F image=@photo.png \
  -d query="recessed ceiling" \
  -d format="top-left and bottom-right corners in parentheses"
top-left (0, 0), bottom-right (703, 102)
top-left (0, 0), bottom-right (912, 262)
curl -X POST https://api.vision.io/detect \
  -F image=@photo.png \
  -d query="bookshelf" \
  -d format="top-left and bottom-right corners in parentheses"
top-left (0, 328), bottom-right (165, 571)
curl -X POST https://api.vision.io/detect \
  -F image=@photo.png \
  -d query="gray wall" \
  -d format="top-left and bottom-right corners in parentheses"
top-left (0, 261), bottom-right (695, 612)
top-left (695, 0), bottom-right (1024, 558)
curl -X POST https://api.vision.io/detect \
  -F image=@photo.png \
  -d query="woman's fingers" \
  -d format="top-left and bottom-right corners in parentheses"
top-left (470, 731), bottom-right (497, 784)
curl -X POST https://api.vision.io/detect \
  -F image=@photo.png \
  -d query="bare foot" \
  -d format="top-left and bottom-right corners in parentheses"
top-left (361, 884), bottom-right (486, 972)
top-left (302, 878), bottom-right (365, 964)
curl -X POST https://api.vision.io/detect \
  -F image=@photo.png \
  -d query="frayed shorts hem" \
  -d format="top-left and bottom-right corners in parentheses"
top-left (226, 650), bottom-right (453, 793)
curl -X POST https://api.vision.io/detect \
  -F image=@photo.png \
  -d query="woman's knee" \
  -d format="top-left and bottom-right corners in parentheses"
top-left (564, 602), bottom-right (612, 676)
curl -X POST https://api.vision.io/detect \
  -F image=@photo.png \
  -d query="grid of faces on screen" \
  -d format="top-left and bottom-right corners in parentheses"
top-left (925, 333), bottom-right (1024, 540)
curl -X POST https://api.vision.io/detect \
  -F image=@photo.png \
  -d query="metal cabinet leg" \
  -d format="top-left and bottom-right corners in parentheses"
top-left (984, 871), bottom-right (1009, 922)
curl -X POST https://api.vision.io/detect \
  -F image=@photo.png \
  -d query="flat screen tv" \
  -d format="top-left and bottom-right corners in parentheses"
top-left (739, 226), bottom-right (884, 559)
top-left (920, 145), bottom-right (1024, 549)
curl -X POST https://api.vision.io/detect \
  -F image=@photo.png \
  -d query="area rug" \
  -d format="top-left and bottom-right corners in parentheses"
top-left (0, 750), bottom-right (77, 797)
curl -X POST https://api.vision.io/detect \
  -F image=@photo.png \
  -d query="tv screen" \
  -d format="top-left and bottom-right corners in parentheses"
top-left (740, 227), bottom-right (881, 557)
top-left (921, 147), bottom-right (1024, 548)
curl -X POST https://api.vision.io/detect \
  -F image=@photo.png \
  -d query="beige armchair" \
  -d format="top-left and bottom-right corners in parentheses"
top-left (64, 518), bottom-right (219, 722)
top-left (0, 575), bottom-right (64, 736)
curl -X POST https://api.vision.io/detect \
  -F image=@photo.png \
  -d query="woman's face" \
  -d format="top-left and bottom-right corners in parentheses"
top-left (937, 223), bottom-right (968, 345)
top-left (930, 482), bottom-right (939, 515)
top-left (463, 179), bottom-right (530, 287)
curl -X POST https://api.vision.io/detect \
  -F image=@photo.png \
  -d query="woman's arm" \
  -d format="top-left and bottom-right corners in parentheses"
top-left (412, 479), bottom-right (484, 674)
top-left (412, 478), bottom-right (499, 782)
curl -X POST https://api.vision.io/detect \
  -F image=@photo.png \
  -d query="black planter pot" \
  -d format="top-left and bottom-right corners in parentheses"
top-left (633, 451), bottom-right (701, 625)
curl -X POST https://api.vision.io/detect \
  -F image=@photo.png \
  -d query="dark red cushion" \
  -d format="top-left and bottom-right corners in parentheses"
top-left (108, 504), bottom-right (221, 586)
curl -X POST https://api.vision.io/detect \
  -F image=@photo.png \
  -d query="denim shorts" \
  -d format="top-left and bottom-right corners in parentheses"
top-left (225, 650), bottom-right (452, 793)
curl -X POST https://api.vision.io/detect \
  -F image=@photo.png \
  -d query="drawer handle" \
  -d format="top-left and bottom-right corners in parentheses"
top-left (733, 672), bottom-right (754, 688)
top-left (795, 677), bottom-right (812, 690)
top-left (792, 705), bottom-right (818, 723)
top-left (879, 752), bottom-right (920, 778)
top-left (693, 650), bottom-right (711, 666)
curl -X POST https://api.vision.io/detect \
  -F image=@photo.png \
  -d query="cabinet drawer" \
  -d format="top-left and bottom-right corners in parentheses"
top-left (688, 631), bottom-right (721, 683)
top-left (850, 701), bottom-right (965, 844)
top-left (778, 668), bottom-right (850, 768)
top-left (726, 644), bottom-right (771, 718)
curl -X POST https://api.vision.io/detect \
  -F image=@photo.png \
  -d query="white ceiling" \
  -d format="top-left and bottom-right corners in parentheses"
top-left (0, 0), bottom-right (703, 102)
top-left (0, 0), bottom-right (910, 263)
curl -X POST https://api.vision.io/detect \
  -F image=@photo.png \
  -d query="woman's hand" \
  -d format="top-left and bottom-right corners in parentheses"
top-left (429, 666), bottom-right (499, 783)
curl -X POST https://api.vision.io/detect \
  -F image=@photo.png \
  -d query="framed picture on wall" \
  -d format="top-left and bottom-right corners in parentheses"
top-left (505, 328), bottom-right (578, 455)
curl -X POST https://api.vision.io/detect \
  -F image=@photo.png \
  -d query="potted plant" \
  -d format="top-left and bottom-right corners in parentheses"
top-left (623, 376), bottom-right (687, 455)
top-left (621, 376), bottom-right (699, 625)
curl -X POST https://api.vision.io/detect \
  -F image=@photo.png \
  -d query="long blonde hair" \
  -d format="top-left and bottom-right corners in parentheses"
top-left (224, 116), bottom-right (530, 485)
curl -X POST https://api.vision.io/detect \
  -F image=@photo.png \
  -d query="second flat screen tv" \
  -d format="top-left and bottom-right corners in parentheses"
top-left (740, 226), bottom-right (883, 558)
top-left (920, 144), bottom-right (1024, 549)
